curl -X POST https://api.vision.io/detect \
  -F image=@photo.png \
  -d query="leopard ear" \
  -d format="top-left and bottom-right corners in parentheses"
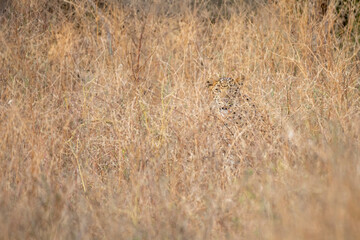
top-left (235, 75), bottom-right (245, 86)
top-left (206, 80), bottom-right (215, 88)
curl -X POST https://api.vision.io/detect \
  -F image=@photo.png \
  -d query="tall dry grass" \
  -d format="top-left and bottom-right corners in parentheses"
top-left (0, 0), bottom-right (359, 239)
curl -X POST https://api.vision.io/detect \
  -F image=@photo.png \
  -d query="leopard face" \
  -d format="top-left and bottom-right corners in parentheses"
top-left (208, 77), bottom-right (240, 114)
top-left (207, 77), bottom-right (260, 127)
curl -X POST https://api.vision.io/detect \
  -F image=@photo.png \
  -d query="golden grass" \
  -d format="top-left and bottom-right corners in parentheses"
top-left (0, 0), bottom-right (359, 239)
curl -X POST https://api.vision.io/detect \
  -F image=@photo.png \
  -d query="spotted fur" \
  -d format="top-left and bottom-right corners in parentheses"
top-left (207, 77), bottom-right (260, 127)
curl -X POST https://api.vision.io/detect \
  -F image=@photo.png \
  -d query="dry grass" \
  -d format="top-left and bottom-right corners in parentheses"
top-left (0, 0), bottom-right (360, 239)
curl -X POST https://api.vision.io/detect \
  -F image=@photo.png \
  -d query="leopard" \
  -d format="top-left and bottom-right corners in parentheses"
top-left (206, 76), bottom-right (275, 167)
top-left (207, 76), bottom-right (265, 130)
